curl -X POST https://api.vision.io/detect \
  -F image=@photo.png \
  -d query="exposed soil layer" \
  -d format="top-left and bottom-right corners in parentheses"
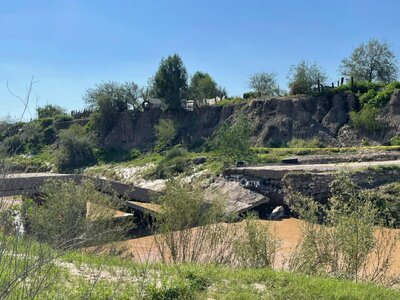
top-left (105, 90), bottom-right (400, 149)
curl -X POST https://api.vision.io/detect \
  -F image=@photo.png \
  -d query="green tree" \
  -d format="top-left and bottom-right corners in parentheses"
top-left (288, 60), bottom-right (327, 95)
top-left (85, 81), bottom-right (139, 140)
top-left (55, 125), bottom-right (96, 171)
top-left (189, 71), bottom-right (218, 101)
top-left (340, 39), bottom-right (398, 83)
top-left (153, 54), bottom-right (188, 109)
top-left (249, 72), bottom-right (280, 97)
top-left (211, 115), bottom-right (254, 165)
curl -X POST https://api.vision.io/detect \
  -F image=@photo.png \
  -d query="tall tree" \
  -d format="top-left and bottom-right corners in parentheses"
top-left (340, 39), bottom-right (398, 83)
top-left (153, 54), bottom-right (188, 109)
top-left (189, 71), bottom-right (218, 101)
top-left (287, 60), bottom-right (327, 95)
top-left (249, 72), bottom-right (279, 97)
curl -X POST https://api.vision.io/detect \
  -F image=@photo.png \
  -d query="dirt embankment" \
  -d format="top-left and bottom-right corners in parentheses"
top-left (105, 94), bottom-right (354, 150)
top-left (104, 91), bottom-right (400, 150)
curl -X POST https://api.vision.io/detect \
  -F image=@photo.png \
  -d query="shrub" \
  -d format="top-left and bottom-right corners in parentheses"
top-left (37, 104), bottom-right (66, 119)
top-left (390, 136), bottom-right (400, 146)
top-left (55, 125), bottom-right (96, 171)
top-left (372, 81), bottom-right (400, 107)
top-left (154, 119), bottom-right (177, 151)
top-left (145, 278), bottom-right (193, 300)
top-left (289, 175), bottom-right (398, 283)
top-left (95, 147), bottom-right (140, 163)
top-left (349, 106), bottom-right (380, 133)
top-left (359, 89), bottom-right (377, 106)
top-left (371, 182), bottom-right (400, 227)
top-left (149, 147), bottom-right (191, 179)
top-left (39, 117), bottom-right (54, 128)
top-left (153, 179), bottom-right (233, 264)
top-left (215, 97), bottom-right (247, 106)
top-left (25, 179), bottom-right (128, 249)
top-left (233, 213), bottom-right (279, 268)
top-left (42, 126), bottom-right (56, 145)
top-left (286, 137), bottom-right (324, 148)
top-left (210, 114), bottom-right (255, 165)
top-left (1, 135), bottom-right (24, 155)
top-left (345, 81), bottom-right (400, 108)
top-left (243, 91), bottom-right (258, 99)
top-left (54, 114), bottom-right (74, 130)
top-left (165, 146), bottom-right (188, 160)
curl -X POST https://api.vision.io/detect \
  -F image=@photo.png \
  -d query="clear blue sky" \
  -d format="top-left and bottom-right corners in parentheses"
top-left (1, 0), bottom-right (400, 119)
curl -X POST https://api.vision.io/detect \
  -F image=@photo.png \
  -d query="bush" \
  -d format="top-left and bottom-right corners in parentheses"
top-left (42, 126), bottom-right (56, 145)
top-left (55, 125), bottom-right (96, 171)
top-left (337, 81), bottom-right (400, 108)
top-left (39, 117), bottom-right (54, 128)
top-left (154, 119), bottom-right (177, 151)
top-left (286, 137), bottom-right (324, 148)
top-left (165, 147), bottom-right (188, 160)
top-left (25, 179), bottom-right (128, 249)
top-left (37, 104), bottom-right (66, 119)
top-left (149, 147), bottom-right (191, 179)
top-left (349, 106), bottom-right (380, 133)
top-left (54, 114), bottom-right (74, 130)
top-left (95, 147), bottom-right (141, 163)
top-left (390, 136), bottom-right (400, 146)
top-left (145, 278), bottom-right (193, 300)
top-left (233, 213), bottom-right (278, 268)
top-left (210, 114), bottom-right (255, 165)
top-left (154, 179), bottom-right (232, 264)
top-left (359, 89), bottom-right (377, 106)
top-left (372, 81), bottom-right (400, 107)
top-left (1, 135), bottom-right (24, 155)
top-left (289, 175), bottom-right (398, 283)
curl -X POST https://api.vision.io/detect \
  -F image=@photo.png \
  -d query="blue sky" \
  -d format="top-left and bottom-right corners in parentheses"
top-left (1, 0), bottom-right (400, 119)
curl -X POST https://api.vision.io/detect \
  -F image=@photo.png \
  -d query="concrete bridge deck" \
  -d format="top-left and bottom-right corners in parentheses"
top-left (0, 173), bottom-right (159, 203)
top-left (225, 159), bottom-right (400, 180)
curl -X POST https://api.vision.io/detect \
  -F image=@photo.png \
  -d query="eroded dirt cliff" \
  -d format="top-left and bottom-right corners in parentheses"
top-left (105, 91), bottom-right (400, 149)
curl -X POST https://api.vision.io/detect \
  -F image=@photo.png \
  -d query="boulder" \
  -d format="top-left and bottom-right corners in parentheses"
top-left (268, 206), bottom-right (284, 220)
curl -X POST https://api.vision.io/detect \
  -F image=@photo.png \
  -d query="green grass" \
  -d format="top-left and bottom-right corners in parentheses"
top-left (252, 145), bottom-right (400, 163)
top-left (37, 252), bottom-right (400, 299)
top-left (3, 216), bottom-right (400, 299)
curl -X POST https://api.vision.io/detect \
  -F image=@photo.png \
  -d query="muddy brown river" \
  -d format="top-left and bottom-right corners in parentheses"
top-left (101, 218), bottom-right (400, 276)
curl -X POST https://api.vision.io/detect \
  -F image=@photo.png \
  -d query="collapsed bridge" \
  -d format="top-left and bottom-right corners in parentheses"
top-left (0, 173), bottom-right (160, 214)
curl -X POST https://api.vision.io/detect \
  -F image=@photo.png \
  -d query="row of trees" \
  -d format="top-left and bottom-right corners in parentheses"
top-left (19, 39), bottom-right (397, 153)
top-left (86, 38), bottom-right (399, 139)
top-left (249, 39), bottom-right (399, 96)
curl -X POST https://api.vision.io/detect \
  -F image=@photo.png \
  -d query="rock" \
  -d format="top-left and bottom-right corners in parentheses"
top-left (252, 283), bottom-right (266, 292)
top-left (204, 179), bottom-right (269, 215)
top-left (235, 161), bottom-right (247, 167)
top-left (281, 157), bottom-right (299, 164)
top-left (192, 156), bottom-right (207, 165)
top-left (268, 206), bottom-right (284, 220)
